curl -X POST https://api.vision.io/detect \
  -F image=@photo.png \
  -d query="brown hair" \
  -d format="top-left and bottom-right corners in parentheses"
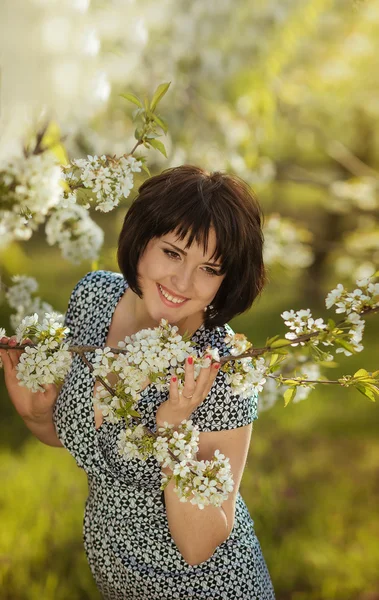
top-left (117, 164), bottom-right (266, 328)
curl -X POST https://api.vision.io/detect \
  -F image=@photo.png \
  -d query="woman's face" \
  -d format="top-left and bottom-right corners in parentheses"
top-left (136, 228), bottom-right (226, 328)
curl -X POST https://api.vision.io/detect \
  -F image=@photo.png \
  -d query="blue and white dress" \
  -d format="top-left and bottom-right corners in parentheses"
top-left (53, 270), bottom-right (276, 600)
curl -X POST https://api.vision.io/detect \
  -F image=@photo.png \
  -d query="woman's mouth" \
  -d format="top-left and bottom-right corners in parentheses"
top-left (157, 283), bottom-right (189, 308)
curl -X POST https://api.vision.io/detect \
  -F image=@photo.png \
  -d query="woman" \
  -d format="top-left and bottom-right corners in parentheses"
top-left (0, 165), bottom-right (276, 599)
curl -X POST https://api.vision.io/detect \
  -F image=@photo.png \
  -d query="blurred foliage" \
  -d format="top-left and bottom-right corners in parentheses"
top-left (0, 441), bottom-right (99, 600)
top-left (1, 0), bottom-right (379, 598)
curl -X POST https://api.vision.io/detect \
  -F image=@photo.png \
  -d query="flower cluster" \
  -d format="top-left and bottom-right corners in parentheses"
top-left (13, 313), bottom-right (72, 392)
top-left (223, 332), bottom-right (267, 397)
top-left (263, 213), bottom-right (314, 269)
top-left (152, 420), bottom-right (200, 468)
top-left (156, 421), bottom-right (233, 509)
top-left (325, 277), bottom-right (379, 314)
top-left (336, 312), bottom-right (365, 357)
top-left (64, 154), bottom-right (142, 212)
top-left (329, 177), bottom-right (379, 212)
top-left (5, 275), bottom-right (56, 331)
top-left (45, 195), bottom-right (104, 264)
top-left (119, 419), bottom-right (234, 510)
top-left (0, 152), bottom-right (63, 248)
top-left (118, 423), bottom-right (156, 461)
top-left (170, 450), bottom-right (234, 509)
top-left (224, 332), bottom-right (252, 356)
top-left (118, 319), bottom-right (195, 386)
top-left (92, 320), bottom-right (198, 424)
top-left (281, 309), bottom-right (328, 346)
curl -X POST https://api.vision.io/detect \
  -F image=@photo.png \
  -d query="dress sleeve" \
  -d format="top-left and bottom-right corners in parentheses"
top-left (188, 323), bottom-right (259, 432)
top-left (189, 368), bottom-right (259, 433)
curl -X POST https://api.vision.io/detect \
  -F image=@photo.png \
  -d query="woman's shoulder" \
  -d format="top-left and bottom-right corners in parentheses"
top-left (72, 269), bottom-right (125, 295)
top-left (68, 270), bottom-right (126, 310)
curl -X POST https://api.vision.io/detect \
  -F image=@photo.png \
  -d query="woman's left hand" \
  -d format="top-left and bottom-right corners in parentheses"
top-left (155, 353), bottom-right (221, 429)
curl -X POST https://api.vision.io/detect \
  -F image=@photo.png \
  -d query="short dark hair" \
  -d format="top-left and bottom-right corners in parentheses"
top-left (117, 164), bottom-right (266, 328)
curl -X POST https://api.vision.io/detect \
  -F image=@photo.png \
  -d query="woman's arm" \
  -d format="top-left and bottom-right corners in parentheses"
top-left (0, 336), bottom-right (64, 448)
top-left (161, 423), bottom-right (252, 566)
top-left (22, 409), bottom-right (63, 447)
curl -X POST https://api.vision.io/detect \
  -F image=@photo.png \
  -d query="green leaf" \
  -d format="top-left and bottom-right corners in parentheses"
top-left (150, 82), bottom-right (171, 112)
top-left (266, 335), bottom-right (279, 346)
top-left (129, 409), bottom-right (142, 418)
top-left (355, 384), bottom-right (376, 402)
top-left (270, 338), bottom-right (291, 348)
top-left (134, 127), bottom-right (144, 140)
top-left (269, 353), bottom-right (279, 367)
top-left (317, 360), bottom-right (339, 368)
top-left (141, 163), bottom-right (151, 177)
top-left (120, 93), bottom-right (143, 108)
top-left (335, 339), bottom-right (356, 353)
top-left (151, 113), bottom-right (168, 133)
top-left (284, 387), bottom-right (297, 407)
top-left (354, 368), bottom-right (369, 378)
top-left (148, 138), bottom-right (167, 157)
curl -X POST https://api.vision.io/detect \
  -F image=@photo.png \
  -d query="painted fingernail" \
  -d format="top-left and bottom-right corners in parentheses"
top-left (171, 376), bottom-right (177, 383)
top-left (213, 363), bottom-right (221, 369)
top-left (205, 354), bottom-right (212, 360)
top-left (187, 356), bottom-right (193, 365)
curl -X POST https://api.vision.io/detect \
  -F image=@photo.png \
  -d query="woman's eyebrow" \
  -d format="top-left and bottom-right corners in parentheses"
top-left (163, 241), bottom-right (221, 267)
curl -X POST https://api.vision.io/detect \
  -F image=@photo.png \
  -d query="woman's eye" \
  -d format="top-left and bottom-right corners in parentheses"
top-left (203, 267), bottom-right (219, 276)
top-left (163, 249), bottom-right (180, 259)
top-left (163, 248), bottom-right (220, 276)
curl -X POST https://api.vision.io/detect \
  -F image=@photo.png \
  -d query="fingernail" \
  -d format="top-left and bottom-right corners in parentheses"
top-left (205, 354), bottom-right (212, 360)
top-left (187, 356), bottom-right (193, 365)
top-left (213, 363), bottom-right (221, 369)
top-left (171, 376), bottom-right (177, 383)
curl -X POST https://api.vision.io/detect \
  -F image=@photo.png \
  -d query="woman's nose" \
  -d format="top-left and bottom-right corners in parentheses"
top-left (171, 268), bottom-right (193, 294)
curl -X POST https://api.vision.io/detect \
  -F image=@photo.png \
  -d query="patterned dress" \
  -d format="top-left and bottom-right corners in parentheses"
top-left (53, 270), bottom-right (276, 600)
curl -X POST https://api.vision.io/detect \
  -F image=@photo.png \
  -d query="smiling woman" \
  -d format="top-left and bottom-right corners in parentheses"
top-left (2, 164), bottom-right (275, 600)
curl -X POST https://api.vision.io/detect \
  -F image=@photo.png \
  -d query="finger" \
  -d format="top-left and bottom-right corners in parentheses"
top-left (169, 376), bottom-right (180, 406)
top-left (182, 356), bottom-right (196, 398)
top-left (0, 338), bottom-right (13, 373)
top-left (7, 336), bottom-right (22, 369)
top-left (203, 362), bottom-right (221, 397)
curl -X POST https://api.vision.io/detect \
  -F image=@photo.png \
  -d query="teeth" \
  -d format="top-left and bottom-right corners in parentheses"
top-left (159, 285), bottom-right (186, 304)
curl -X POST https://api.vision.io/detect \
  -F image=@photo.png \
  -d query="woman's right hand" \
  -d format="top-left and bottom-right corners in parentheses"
top-left (0, 335), bottom-right (59, 422)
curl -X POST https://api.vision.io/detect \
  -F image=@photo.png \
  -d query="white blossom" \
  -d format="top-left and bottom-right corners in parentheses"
top-left (16, 342), bottom-right (72, 392)
top-left (224, 332), bottom-right (252, 356)
top-left (66, 154), bottom-right (142, 212)
top-left (281, 308), bottom-right (327, 346)
top-left (5, 276), bottom-right (56, 331)
top-left (45, 202), bottom-right (104, 264)
top-left (263, 213), bottom-right (314, 269)
top-left (0, 152), bottom-right (63, 247)
top-left (325, 276), bottom-right (378, 315)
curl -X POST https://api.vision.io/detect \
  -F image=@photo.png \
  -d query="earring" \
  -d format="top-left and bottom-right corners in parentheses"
top-left (204, 304), bottom-right (214, 312)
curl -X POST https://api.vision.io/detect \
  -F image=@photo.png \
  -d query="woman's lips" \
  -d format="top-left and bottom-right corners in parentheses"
top-left (156, 283), bottom-right (189, 308)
